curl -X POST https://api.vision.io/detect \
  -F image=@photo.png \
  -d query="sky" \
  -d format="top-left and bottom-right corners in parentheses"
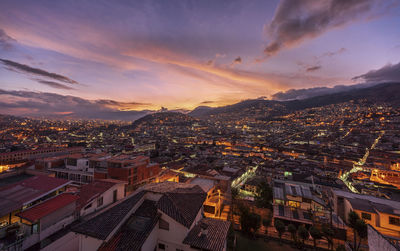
top-left (0, 0), bottom-right (400, 119)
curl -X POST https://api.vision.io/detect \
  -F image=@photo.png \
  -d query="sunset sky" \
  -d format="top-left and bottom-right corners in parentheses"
top-left (1, 0), bottom-right (400, 119)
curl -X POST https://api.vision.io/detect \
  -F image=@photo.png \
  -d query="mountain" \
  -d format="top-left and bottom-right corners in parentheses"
top-left (130, 111), bottom-right (198, 129)
top-left (189, 82), bottom-right (400, 119)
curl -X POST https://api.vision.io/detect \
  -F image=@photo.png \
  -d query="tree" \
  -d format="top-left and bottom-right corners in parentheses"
top-left (274, 219), bottom-right (286, 243)
top-left (355, 219), bottom-right (367, 251)
top-left (262, 217), bottom-right (272, 235)
top-left (287, 224), bottom-right (297, 243)
top-left (298, 225), bottom-right (309, 246)
top-left (336, 244), bottom-right (346, 251)
top-left (255, 181), bottom-right (273, 208)
top-left (348, 211), bottom-right (360, 251)
top-left (322, 225), bottom-right (334, 250)
top-left (239, 207), bottom-right (261, 236)
top-left (309, 226), bottom-right (322, 250)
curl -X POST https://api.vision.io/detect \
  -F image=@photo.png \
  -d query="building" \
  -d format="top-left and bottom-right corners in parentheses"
top-left (77, 179), bottom-right (126, 217)
top-left (0, 176), bottom-right (71, 249)
top-left (71, 182), bottom-right (230, 251)
top-left (272, 179), bottom-right (346, 233)
top-left (332, 189), bottom-right (400, 240)
top-left (0, 147), bottom-right (82, 165)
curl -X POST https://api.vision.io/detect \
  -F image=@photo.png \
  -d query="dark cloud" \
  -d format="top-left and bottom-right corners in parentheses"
top-left (264, 0), bottom-right (387, 56)
top-left (233, 57), bottom-right (242, 64)
top-left (200, 100), bottom-right (215, 104)
top-left (35, 79), bottom-right (76, 90)
top-left (321, 47), bottom-right (347, 58)
top-left (0, 29), bottom-right (16, 50)
top-left (271, 82), bottom-right (377, 101)
top-left (0, 89), bottom-right (152, 120)
top-left (353, 62), bottom-right (400, 83)
top-left (0, 58), bottom-right (79, 84)
top-left (306, 66), bottom-right (321, 72)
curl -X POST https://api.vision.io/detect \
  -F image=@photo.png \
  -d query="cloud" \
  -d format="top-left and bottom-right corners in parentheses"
top-left (35, 79), bottom-right (76, 90)
top-left (263, 0), bottom-right (387, 57)
top-left (0, 29), bottom-right (16, 50)
top-left (233, 56), bottom-right (242, 64)
top-left (321, 47), bottom-right (347, 58)
top-left (0, 58), bottom-right (79, 84)
top-left (200, 100), bottom-right (215, 104)
top-left (271, 82), bottom-right (377, 101)
top-left (306, 66), bottom-right (321, 72)
top-left (0, 89), bottom-right (152, 120)
top-left (353, 62), bottom-right (400, 83)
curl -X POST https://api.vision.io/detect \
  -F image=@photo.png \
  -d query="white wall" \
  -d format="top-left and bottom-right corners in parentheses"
top-left (42, 232), bottom-right (79, 251)
top-left (156, 212), bottom-right (190, 251)
top-left (80, 183), bottom-right (125, 217)
top-left (78, 234), bottom-right (103, 251)
top-left (141, 225), bottom-right (158, 251)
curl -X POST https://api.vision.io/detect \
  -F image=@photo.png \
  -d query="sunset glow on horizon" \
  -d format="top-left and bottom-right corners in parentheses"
top-left (1, 0), bottom-right (400, 118)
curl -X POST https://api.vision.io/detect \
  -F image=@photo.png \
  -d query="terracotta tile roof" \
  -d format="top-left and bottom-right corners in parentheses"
top-left (156, 185), bottom-right (206, 228)
top-left (77, 180), bottom-right (119, 209)
top-left (72, 190), bottom-right (145, 240)
top-left (183, 218), bottom-right (231, 251)
top-left (99, 200), bottom-right (160, 251)
top-left (17, 193), bottom-right (78, 222)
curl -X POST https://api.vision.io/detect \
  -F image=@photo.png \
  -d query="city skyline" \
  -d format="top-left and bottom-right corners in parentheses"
top-left (1, 0), bottom-right (400, 119)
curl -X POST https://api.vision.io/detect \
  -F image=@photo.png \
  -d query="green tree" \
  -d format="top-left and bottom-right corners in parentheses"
top-left (298, 225), bottom-right (309, 246)
top-left (274, 219), bottom-right (286, 243)
top-left (255, 181), bottom-right (273, 208)
top-left (309, 226), bottom-right (322, 250)
top-left (322, 225), bottom-right (334, 250)
top-left (287, 224), bottom-right (297, 243)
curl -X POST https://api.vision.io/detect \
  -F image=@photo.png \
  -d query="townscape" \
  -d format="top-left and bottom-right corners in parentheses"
top-left (1, 82), bottom-right (400, 251)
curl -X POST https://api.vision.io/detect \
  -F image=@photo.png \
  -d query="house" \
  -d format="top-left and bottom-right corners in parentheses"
top-left (72, 181), bottom-right (231, 251)
top-left (0, 175), bottom-right (71, 237)
top-left (332, 189), bottom-right (400, 240)
top-left (77, 179), bottom-right (126, 217)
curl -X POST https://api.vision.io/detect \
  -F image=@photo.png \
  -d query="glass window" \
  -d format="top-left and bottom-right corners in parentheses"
top-left (158, 243), bottom-right (165, 250)
top-left (389, 217), bottom-right (400, 226)
top-left (97, 197), bottom-right (103, 207)
top-left (361, 212), bottom-right (371, 220)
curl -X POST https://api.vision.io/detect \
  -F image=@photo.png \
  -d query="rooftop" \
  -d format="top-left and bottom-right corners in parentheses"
top-left (183, 218), bottom-right (231, 251)
top-left (17, 193), bottom-right (78, 222)
top-left (0, 175), bottom-right (71, 216)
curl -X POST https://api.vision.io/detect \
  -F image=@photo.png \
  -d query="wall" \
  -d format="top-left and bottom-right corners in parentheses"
top-left (141, 224), bottom-right (158, 251)
top-left (78, 235), bottom-right (103, 251)
top-left (42, 231), bottom-right (79, 251)
top-left (156, 212), bottom-right (189, 251)
top-left (41, 201), bottom-right (76, 230)
top-left (368, 225), bottom-right (399, 251)
top-left (80, 183), bottom-right (125, 217)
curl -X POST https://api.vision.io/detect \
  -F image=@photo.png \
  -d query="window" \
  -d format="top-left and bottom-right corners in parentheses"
top-left (361, 212), bottom-right (371, 220)
top-left (389, 217), bottom-right (400, 226)
top-left (159, 218), bottom-right (169, 230)
top-left (97, 197), bottom-right (103, 207)
top-left (113, 190), bottom-right (118, 203)
top-left (84, 203), bottom-right (92, 210)
top-left (158, 243), bottom-right (165, 250)
top-left (204, 205), bottom-right (215, 214)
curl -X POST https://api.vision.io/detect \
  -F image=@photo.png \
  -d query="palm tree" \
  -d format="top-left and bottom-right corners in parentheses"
top-left (274, 219), bottom-right (286, 244)
top-left (287, 224), bottom-right (297, 243)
